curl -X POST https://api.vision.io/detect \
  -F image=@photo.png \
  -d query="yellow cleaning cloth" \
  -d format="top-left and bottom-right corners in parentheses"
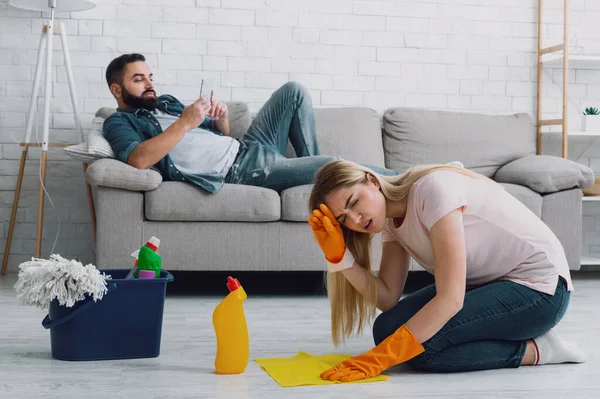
top-left (255, 351), bottom-right (389, 387)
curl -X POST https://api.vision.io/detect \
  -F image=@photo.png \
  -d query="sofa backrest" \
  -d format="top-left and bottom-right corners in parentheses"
top-left (96, 103), bottom-right (386, 168)
top-left (223, 102), bottom-right (252, 139)
top-left (276, 107), bottom-right (386, 167)
top-left (382, 107), bottom-right (536, 177)
top-left (311, 107), bottom-right (385, 167)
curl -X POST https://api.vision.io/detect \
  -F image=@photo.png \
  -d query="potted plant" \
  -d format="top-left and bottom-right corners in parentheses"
top-left (583, 106), bottom-right (600, 133)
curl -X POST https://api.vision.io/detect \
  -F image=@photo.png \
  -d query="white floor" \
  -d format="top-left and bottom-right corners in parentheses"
top-left (1, 272), bottom-right (598, 399)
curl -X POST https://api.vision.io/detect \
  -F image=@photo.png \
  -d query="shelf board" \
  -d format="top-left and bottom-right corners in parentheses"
top-left (581, 255), bottom-right (600, 266)
top-left (583, 196), bottom-right (600, 202)
top-left (541, 130), bottom-right (600, 137)
top-left (542, 54), bottom-right (600, 69)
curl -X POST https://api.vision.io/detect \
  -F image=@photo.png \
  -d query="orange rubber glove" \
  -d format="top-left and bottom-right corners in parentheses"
top-left (320, 325), bottom-right (425, 382)
top-left (308, 204), bottom-right (346, 264)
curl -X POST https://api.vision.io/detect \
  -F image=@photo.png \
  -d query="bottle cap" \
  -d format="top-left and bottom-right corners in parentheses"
top-left (146, 236), bottom-right (160, 251)
top-left (226, 276), bottom-right (241, 292)
top-left (139, 270), bottom-right (155, 279)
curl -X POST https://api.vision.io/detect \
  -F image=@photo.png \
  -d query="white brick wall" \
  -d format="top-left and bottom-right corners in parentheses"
top-left (1, 0), bottom-right (600, 272)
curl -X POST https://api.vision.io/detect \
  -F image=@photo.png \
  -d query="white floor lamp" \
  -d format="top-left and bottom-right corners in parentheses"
top-left (1, 0), bottom-right (97, 276)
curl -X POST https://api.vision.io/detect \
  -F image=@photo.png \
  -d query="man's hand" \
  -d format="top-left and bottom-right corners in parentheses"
top-left (208, 90), bottom-right (229, 120)
top-left (179, 96), bottom-right (210, 131)
top-left (207, 90), bottom-right (231, 136)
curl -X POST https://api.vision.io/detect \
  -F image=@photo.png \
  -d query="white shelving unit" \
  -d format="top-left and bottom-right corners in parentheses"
top-left (582, 194), bottom-right (600, 268)
top-left (542, 54), bottom-right (600, 70)
top-left (542, 130), bottom-right (600, 136)
top-left (540, 54), bottom-right (600, 137)
top-left (536, 0), bottom-right (600, 155)
top-left (581, 255), bottom-right (600, 267)
top-left (537, 1), bottom-right (600, 269)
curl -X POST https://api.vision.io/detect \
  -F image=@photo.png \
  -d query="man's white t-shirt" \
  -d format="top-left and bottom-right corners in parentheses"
top-left (153, 110), bottom-right (239, 177)
top-left (382, 170), bottom-right (573, 295)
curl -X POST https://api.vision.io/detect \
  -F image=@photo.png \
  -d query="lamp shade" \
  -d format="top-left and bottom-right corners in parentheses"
top-left (8, 0), bottom-right (96, 12)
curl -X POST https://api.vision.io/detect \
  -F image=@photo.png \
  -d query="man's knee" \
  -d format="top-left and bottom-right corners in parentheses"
top-left (279, 81), bottom-right (310, 101)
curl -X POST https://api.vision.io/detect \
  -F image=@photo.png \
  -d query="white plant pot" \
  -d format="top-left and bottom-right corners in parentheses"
top-left (583, 115), bottom-right (600, 133)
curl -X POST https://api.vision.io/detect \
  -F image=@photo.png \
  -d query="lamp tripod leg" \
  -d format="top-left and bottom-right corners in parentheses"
top-left (1, 26), bottom-right (48, 275)
top-left (59, 23), bottom-right (97, 241)
top-left (35, 20), bottom-right (54, 258)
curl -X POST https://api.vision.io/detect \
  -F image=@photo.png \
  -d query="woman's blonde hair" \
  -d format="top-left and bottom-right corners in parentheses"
top-left (309, 160), bottom-right (492, 346)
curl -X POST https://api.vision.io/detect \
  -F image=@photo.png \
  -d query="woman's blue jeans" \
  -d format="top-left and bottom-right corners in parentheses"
top-left (224, 81), bottom-right (396, 192)
top-left (373, 277), bottom-right (570, 372)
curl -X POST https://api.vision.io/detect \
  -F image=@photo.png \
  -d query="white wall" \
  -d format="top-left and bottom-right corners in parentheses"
top-left (1, 0), bottom-right (600, 272)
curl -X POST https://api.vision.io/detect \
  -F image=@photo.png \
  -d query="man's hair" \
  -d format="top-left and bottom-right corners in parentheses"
top-left (105, 53), bottom-right (146, 88)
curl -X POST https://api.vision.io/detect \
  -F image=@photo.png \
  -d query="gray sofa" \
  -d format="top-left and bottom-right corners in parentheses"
top-left (86, 104), bottom-right (594, 273)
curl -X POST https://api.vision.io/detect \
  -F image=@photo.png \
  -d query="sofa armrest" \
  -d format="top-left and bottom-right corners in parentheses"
top-left (85, 158), bottom-right (162, 192)
top-left (95, 186), bottom-right (144, 269)
top-left (494, 155), bottom-right (594, 194)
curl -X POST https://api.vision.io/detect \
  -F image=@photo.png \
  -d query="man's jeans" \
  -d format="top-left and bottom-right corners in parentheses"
top-left (373, 277), bottom-right (570, 372)
top-left (225, 82), bottom-right (395, 192)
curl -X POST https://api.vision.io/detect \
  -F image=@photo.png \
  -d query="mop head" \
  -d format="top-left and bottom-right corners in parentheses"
top-left (14, 254), bottom-right (111, 310)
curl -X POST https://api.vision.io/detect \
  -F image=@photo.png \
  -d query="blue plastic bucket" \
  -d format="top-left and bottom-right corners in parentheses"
top-left (42, 269), bottom-right (174, 361)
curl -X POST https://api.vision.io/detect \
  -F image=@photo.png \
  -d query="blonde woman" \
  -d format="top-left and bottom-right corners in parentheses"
top-left (308, 160), bottom-right (586, 382)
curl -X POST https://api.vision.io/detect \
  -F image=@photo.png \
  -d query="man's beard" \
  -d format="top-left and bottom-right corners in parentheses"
top-left (121, 86), bottom-right (158, 111)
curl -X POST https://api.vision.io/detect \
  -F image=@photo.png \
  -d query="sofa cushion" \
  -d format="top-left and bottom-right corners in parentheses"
top-left (145, 182), bottom-right (280, 222)
top-left (310, 107), bottom-right (385, 167)
top-left (494, 155), bottom-right (594, 194)
top-left (382, 107), bottom-right (536, 177)
top-left (86, 158), bottom-right (163, 191)
top-left (499, 183), bottom-right (542, 217)
top-left (281, 184), bottom-right (313, 221)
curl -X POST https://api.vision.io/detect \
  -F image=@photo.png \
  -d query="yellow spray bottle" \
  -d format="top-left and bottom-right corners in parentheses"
top-left (212, 276), bottom-right (249, 374)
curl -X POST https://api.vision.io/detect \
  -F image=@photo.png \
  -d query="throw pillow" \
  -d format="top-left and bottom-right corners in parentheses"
top-left (494, 155), bottom-right (594, 193)
top-left (87, 117), bottom-right (115, 158)
top-left (64, 143), bottom-right (99, 164)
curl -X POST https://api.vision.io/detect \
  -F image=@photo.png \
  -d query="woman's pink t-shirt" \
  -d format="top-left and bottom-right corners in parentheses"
top-left (382, 170), bottom-right (573, 295)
